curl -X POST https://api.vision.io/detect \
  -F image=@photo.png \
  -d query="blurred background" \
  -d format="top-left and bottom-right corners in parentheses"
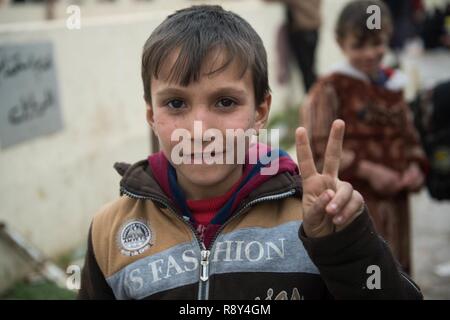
top-left (0, 0), bottom-right (449, 299)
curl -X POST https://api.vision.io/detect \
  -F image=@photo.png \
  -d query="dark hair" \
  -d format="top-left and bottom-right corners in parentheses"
top-left (336, 0), bottom-right (393, 46)
top-left (141, 5), bottom-right (270, 105)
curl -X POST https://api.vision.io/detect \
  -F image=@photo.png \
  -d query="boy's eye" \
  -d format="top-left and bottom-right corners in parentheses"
top-left (217, 98), bottom-right (236, 108)
top-left (167, 99), bottom-right (185, 109)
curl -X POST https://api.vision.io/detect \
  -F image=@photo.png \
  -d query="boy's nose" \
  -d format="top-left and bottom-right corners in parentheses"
top-left (189, 107), bottom-right (214, 130)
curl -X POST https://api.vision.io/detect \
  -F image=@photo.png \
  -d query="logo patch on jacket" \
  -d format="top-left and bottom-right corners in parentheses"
top-left (117, 220), bottom-right (153, 256)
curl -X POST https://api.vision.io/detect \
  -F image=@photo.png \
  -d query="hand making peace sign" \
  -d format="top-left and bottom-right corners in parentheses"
top-left (296, 119), bottom-right (365, 238)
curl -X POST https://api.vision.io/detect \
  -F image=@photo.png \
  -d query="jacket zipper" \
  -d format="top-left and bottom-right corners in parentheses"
top-left (120, 186), bottom-right (297, 300)
top-left (120, 187), bottom-right (212, 299)
top-left (198, 249), bottom-right (210, 299)
top-left (198, 188), bottom-right (297, 299)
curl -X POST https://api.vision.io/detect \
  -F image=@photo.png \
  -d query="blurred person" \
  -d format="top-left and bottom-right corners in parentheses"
top-left (302, 0), bottom-right (428, 275)
top-left (421, 2), bottom-right (450, 49)
top-left (265, 0), bottom-right (321, 92)
top-left (411, 80), bottom-right (450, 200)
top-left (383, 0), bottom-right (425, 51)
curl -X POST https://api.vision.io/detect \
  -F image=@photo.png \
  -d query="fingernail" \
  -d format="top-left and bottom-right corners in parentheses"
top-left (333, 216), bottom-right (343, 224)
top-left (328, 203), bottom-right (338, 212)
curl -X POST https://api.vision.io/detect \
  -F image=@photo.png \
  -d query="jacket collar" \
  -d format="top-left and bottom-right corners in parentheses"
top-left (115, 149), bottom-right (302, 215)
top-left (329, 61), bottom-right (407, 91)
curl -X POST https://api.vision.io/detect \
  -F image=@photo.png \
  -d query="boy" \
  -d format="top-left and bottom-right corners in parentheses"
top-left (78, 5), bottom-right (422, 299)
top-left (302, 0), bottom-right (427, 275)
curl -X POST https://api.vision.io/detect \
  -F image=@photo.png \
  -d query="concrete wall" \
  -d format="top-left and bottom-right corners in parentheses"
top-left (0, 5), bottom-right (159, 258)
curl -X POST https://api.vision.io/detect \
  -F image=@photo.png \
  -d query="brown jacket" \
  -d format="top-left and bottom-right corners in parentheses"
top-left (78, 159), bottom-right (422, 299)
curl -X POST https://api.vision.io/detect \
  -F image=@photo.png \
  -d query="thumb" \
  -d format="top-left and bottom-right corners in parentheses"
top-left (305, 189), bottom-right (335, 220)
top-left (303, 189), bottom-right (335, 238)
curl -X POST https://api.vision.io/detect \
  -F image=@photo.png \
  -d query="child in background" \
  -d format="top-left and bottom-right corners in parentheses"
top-left (302, 0), bottom-right (427, 275)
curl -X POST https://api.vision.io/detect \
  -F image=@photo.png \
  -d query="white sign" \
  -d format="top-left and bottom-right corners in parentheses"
top-left (0, 42), bottom-right (63, 149)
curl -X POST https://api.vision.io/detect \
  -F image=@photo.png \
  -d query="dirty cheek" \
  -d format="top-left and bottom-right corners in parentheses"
top-left (155, 117), bottom-right (176, 145)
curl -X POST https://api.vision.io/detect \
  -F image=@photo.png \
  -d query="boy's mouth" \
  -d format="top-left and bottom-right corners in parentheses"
top-left (189, 151), bottom-right (223, 157)
top-left (184, 151), bottom-right (225, 162)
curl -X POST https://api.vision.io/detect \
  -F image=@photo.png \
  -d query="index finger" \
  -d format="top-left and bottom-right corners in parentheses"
top-left (323, 119), bottom-right (345, 178)
top-left (295, 127), bottom-right (317, 179)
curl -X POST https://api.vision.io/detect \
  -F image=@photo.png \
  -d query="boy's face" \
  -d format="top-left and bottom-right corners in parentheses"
top-left (146, 49), bottom-right (270, 197)
top-left (339, 33), bottom-right (388, 76)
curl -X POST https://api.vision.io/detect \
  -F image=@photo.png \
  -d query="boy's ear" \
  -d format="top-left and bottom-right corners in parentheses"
top-left (254, 93), bottom-right (271, 130)
top-left (336, 37), bottom-right (344, 50)
top-left (146, 103), bottom-right (156, 133)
